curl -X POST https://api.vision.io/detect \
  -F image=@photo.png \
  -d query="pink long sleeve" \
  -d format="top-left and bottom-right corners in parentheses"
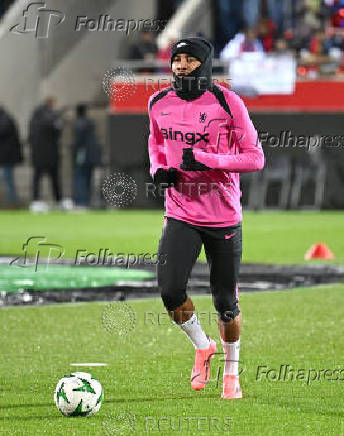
top-left (148, 101), bottom-right (168, 177)
top-left (193, 93), bottom-right (265, 172)
top-left (147, 85), bottom-right (265, 227)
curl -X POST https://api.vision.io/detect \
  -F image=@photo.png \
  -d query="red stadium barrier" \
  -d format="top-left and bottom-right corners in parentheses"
top-left (110, 80), bottom-right (344, 113)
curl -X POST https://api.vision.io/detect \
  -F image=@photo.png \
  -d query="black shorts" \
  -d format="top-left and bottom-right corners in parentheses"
top-left (157, 217), bottom-right (242, 321)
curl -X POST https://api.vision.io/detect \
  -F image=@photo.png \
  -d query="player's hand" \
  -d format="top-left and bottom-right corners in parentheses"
top-left (180, 148), bottom-right (211, 171)
top-left (153, 168), bottom-right (178, 188)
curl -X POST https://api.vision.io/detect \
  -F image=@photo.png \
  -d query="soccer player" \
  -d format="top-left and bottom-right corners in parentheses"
top-left (148, 37), bottom-right (264, 399)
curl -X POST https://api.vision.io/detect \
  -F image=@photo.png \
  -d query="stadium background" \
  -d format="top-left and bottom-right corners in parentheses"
top-left (0, 1), bottom-right (343, 435)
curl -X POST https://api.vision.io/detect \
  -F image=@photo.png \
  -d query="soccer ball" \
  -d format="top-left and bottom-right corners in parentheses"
top-left (54, 372), bottom-right (103, 417)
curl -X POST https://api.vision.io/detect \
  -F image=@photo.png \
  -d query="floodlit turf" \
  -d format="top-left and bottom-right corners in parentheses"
top-left (1, 285), bottom-right (343, 435)
top-left (0, 210), bottom-right (343, 264)
top-left (0, 264), bottom-right (153, 292)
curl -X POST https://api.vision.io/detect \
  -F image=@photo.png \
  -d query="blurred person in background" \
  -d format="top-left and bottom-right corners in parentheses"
top-left (0, 105), bottom-right (22, 208)
top-left (243, 0), bottom-right (290, 35)
top-left (129, 30), bottom-right (158, 73)
top-left (129, 29), bottom-right (158, 60)
top-left (329, 0), bottom-right (344, 28)
top-left (220, 27), bottom-right (264, 59)
top-left (309, 30), bottom-right (330, 54)
top-left (256, 16), bottom-right (276, 52)
top-left (292, 0), bottom-right (325, 52)
top-left (72, 104), bottom-right (101, 209)
top-left (322, 22), bottom-right (344, 52)
top-left (28, 96), bottom-right (63, 212)
top-left (274, 37), bottom-right (291, 55)
top-left (213, 0), bottom-right (243, 56)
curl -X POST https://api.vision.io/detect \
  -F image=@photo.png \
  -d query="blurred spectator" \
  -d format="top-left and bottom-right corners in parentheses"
top-left (0, 105), bottom-right (22, 207)
top-left (213, 0), bottom-right (342, 65)
top-left (243, 0), bottom-right (290, 34)
top-left (243, 0), bottom-right (260, 28)
top-left (129, 30), bottom-right (158, 73)
top-left (72, 104), bottom-right (101, 208)
top-left (265, 0), bottom-right (288, 34)
top-left (257, 17), bottom-right (276, 51)
top-left (129, 30), bottom-right (158, 60)
top-left (292, 0), bottom-right (325, 52)
top-left (28, 97), bottom-right (63, 211)
top-left (274, 38), bottom-right (291, 55)
top-left (213, 0), bottom-right (243, 56)
top-left (220, 28), bottom-right (263, 59)
top-left (323, 23), bottom-right (344, 51)
top-left (310, 30), bottom-right (328, 54)
top-left (329, 0), bottom-right (344, 27)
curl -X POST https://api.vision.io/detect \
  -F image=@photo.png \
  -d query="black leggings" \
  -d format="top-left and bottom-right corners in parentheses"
top-left (33, 166), bottom-right (61, 202)
top-left (157, 217), bottom-right (242, 322)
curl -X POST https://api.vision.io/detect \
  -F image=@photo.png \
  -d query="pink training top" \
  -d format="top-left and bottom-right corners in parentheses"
top-left (148, 84), bottom-right (265, 227)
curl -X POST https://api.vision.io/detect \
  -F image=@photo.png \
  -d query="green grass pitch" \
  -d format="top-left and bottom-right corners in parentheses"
top-left (0, 210), bottom-right (343, 435)
top-left (0, 210), bottom-right (343, 264)
top-left (1, 287), bottom-right (343, 435)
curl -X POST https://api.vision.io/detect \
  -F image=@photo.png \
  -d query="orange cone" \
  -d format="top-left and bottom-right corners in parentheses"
top-left (304, 243), bottom-right (335, 260)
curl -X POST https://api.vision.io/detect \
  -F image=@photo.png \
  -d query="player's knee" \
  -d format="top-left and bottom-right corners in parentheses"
top-left (214, 296), bottom-right (240, 322)
top-left (159, 286), bottom-right (187, 311)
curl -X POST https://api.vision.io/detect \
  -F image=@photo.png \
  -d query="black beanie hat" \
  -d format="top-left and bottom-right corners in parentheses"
top-left (170, 37), bottom-right (213, 65)
top-left (170, 37), bottom-right (214, 101)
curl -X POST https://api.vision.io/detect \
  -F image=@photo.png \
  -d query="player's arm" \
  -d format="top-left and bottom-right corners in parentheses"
top-left (148, 103), bottom-right (168, 177)
top-left (191, 93), bottom-right (265, 173)
top-left (148, 100), bottom-right (177, 186)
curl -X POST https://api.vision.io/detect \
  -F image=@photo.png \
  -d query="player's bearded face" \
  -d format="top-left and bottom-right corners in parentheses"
top-left (172, 53), bottom-right (201, 77)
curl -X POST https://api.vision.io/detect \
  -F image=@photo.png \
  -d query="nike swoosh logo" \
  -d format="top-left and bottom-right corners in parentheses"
top-left (225, 232), bottom-right (236, 240)
top-left (160, 112), bottom-right (171, 116)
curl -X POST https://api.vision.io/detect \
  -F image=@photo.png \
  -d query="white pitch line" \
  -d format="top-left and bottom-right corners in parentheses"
top-left (70, 363), bottom-right (108, 367)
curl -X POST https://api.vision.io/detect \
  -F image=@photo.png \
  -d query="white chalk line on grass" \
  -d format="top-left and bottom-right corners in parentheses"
top-left (70, 363), bottom-right (108, 367)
